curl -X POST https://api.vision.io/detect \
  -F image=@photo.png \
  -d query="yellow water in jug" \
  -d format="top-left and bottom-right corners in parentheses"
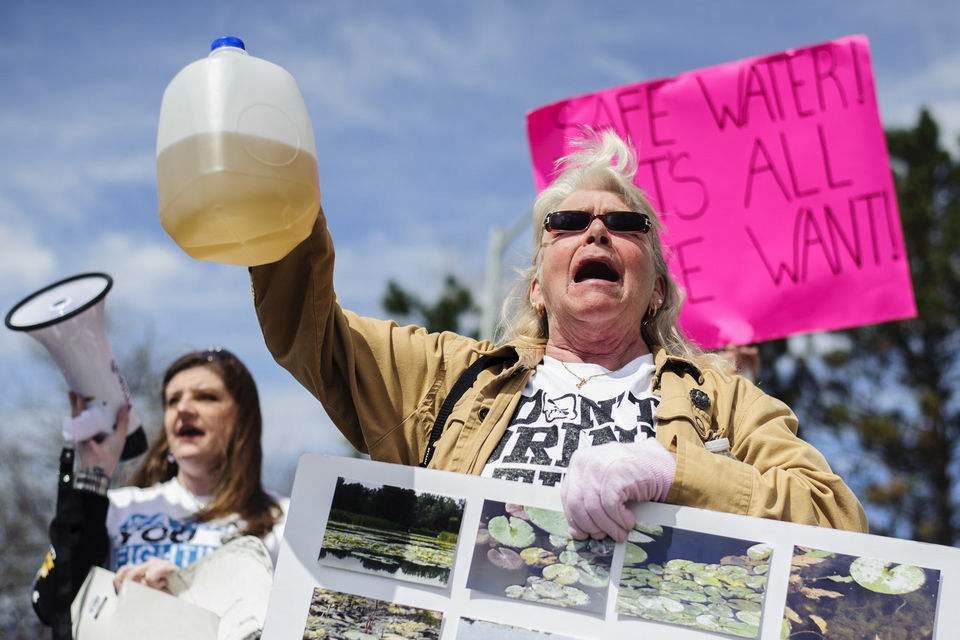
top-left (157, 132), bottom-right (319, 266)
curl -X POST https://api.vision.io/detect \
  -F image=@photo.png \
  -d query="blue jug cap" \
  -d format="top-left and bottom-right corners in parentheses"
top-left (210, 36), bottom-right (245, 51)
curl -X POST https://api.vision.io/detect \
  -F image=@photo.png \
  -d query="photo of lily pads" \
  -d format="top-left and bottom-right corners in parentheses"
top-left (456, 617), bottom-right (580, 640)
top-left (616, 522), bottom-right (772, 638)
top-left (318, 477), bottom-right (466, 587)
top-left (466, 500), bottom-right (613, 615)
top-left (302, 587), bottom-right (443, 640)
top-left (782, 546), bottom-right (940, 639)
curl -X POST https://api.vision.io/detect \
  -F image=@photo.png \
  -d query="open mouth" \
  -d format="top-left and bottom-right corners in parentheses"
top-left (176, 425), bottom-right (204, 438)
top-left (573, 259), bottom-right (620, 283)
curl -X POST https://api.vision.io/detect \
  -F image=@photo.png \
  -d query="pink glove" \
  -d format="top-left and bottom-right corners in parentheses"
top-left (560, 438), bottom-right (676, 543)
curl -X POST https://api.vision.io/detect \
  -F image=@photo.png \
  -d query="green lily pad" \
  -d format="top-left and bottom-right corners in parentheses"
top-left (695, 614), bottom-right (722, 631)
top-left (627, 530), bottom-right (654, 544)
top-left (525, 507), bottom-right (571, 538)
top-left (549, 534), bottom-right (569, 548)
top-left (543, 563), bottom-right (580, 585)
top-left (624, 543), bottom-right (648, 565)
top-left (520, 547), bottom-right (557, 566)
top-left (728, 598), bottom-right (761, 612)
top-left (665, 558), bottom-right (694, 573)
top-left (850, 557), bottom-right (926, 594)
top-left (530, 576), bottom-right (566, 599)
top-left (746, 574), bottom-right (768, 589)
top-left (747, 544), bottom-right (771, 562)
top-left (670, 589), bottom-right (709, 603)
top-left (736, 609), bottom-right (762, 626)
top-left (708, 603), bottom-right (734, 619)
top-left (488, 515), bottom-right (535, 548)
top-left (561, 586), bottom-right (590, 606)
top-left (487, 547), bottom-right (524, 570)
top-left (634, 522), bottom-right (664, 536)
top-left (719, 617), bottom-right (759, 638)
top-left (577, 563), bottom-right (610, 588)
top-left (694, 573), bottom-right (722, 587)
top-left (505, 585), bottom-right (524, 598)
top-left (823, 574), bottom-right (855, 583)
top-left (636, 595), bottom-right (684, 613)
top-left (559, 550), bottom-right (581, 565)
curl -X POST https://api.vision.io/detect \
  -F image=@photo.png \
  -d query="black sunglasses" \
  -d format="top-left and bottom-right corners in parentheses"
top-left (543, 210), bottom-right (651, 234)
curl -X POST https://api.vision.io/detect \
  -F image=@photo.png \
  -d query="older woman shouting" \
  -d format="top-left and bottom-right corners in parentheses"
top-left (251, 130), bottom-right (866, 541)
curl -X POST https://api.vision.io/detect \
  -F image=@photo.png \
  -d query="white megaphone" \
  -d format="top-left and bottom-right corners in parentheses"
top-left (5, 272), bottom-right (147, 460)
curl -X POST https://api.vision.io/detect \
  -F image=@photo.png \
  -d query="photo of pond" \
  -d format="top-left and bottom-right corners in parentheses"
top-left (456, 617), bottom-right (580, 640)
top-left (782, 546), bottom-right (941, 639)
top-left (616, 522), bottom-right (771, 639)
top-left (318, 477), bottom-right (466, 588)
top-left (466, 500), bottom-right (614, 615)
top-left (302, 587), bottom-right (443, 640)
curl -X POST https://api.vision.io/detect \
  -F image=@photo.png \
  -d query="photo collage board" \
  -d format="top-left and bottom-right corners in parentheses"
top-left (264, 454), bottom-right (960, 639)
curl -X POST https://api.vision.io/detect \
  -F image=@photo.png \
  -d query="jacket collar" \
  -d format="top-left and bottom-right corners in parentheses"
top-left (653, 348), bottom-right (706, 387)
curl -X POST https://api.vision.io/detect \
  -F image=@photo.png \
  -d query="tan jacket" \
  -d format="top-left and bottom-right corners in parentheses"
top-left (251, 211), bottom-right (868, 533)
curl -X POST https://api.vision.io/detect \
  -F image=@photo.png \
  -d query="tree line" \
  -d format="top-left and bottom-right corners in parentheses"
top-left (330, 478), bottom-right (464, 536)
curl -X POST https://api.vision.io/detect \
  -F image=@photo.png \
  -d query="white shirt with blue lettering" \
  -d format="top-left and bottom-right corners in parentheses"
top-left (105, 477), bottom-right (288, 570)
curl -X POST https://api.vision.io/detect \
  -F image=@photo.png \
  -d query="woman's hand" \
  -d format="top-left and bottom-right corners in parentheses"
top-left (112, 558), bottom-right (179, 593)
top-left (71, 392), bottom-right (129, 478)
top-left (560, 438), bottom-right (676, 543)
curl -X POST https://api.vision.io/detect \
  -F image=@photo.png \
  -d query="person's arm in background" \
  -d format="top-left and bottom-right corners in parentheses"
top-left (32, 401), bottom-right (128, 626)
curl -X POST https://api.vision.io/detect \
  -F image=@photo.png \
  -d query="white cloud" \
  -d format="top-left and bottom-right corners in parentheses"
top-left (880, 48), bottom-right (960, 151)
top-left (68, 232), bottom-right (253, 326)
top-left (283, 7), bottom-right (522, 133)
top-left (333, 231), bottom-right (484, 316)
top-left (258, 381), bottom-right (357, 493)
top-left (585, 54), bottom-right (652, 88)
top-left (86, 152), bottom-right (156, 185)
top-left (0, 216), bottom-right (58, 291)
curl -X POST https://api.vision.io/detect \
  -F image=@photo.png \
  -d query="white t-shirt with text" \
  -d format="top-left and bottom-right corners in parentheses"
top-left (105, 477), bottom-right (289, 570)
top-left (482, 354), bottom-right (660, 487)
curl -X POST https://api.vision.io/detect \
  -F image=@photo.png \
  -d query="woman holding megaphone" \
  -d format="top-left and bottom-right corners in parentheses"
top-left (32, 348), bottom-right (288, 628)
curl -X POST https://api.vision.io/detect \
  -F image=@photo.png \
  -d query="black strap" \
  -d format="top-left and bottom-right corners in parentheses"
top-left (419, 353), bottom-right (515, 468)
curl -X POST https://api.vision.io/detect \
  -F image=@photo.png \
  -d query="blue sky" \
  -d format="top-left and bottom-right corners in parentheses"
top-left (1, 1), bottom-right (958, 492)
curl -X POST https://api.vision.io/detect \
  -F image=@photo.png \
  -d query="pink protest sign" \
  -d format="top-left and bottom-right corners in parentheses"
top-left (526, 35), bottom-right (916, 349)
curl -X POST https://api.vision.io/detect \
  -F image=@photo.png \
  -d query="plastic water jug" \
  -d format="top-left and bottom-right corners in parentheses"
top-left (157, 36), bottom-right (320, 266)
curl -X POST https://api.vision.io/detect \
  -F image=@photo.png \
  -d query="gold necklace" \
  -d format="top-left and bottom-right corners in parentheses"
top-left (558, 360), bottom-right (608, 389)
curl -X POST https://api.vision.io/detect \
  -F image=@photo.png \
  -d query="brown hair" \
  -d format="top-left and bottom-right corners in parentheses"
top-left (131, 348), bottom-right (282, 539)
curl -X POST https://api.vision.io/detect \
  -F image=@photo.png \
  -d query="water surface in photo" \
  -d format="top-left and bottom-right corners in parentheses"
top-left (782, 546), bottom-right (940, 640)
top-left (466, 500), bottom-right (613, 615)
top-left (616, 522), bottom-right (771, 639)
top-left (318, 477), bottom-right (465, 588)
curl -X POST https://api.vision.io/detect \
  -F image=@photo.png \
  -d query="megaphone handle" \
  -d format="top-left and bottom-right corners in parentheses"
top-left (120, 426), bottom-right (148, 460)
top-left (52, 447), bottom-right (75, 639)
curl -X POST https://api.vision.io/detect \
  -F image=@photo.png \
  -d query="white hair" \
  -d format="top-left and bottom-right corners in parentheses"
top-left (499, 128), bottom-right (722, 368)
